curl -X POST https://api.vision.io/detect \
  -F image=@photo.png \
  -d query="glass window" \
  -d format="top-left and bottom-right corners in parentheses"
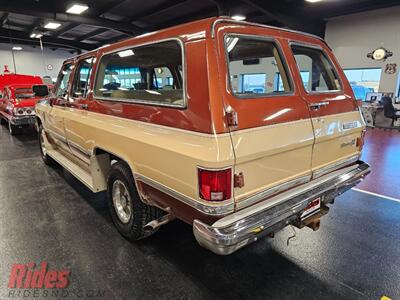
top-left (72, 57), bottom-right (94, 98)
top-left (56, 64), bottom-right (74, 97)
top-left (292, 45), bottom-right (341, 93)
top-left (94, 40), bottom-right (184, 107)
top-left (343, 68), bottom-right (382, 101)
top-left (226, 36), bottom-right (292, 97)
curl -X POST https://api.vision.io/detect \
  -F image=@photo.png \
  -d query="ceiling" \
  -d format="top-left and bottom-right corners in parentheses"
top-left (0, 0), bottom-right (400, 53)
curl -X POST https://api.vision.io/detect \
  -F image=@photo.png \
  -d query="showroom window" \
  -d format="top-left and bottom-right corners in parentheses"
top-left (71, 57), bottom-right (95, 98)
top-left (291, 45), bottom-right (341, 92)
top-left (94, 40), bottom-right (184, 107)
top-left (226, 36), bottom-right (292, 97)
top-left (343, 68), bottom-right (382, 101)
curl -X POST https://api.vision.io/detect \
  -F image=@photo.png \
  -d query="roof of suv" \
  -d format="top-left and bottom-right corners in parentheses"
top-left (68, 17), bottom-right (327, 63)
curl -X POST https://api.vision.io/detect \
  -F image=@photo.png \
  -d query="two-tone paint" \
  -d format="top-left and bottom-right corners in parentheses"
top-left (36, 17), bottom-right (367, 228)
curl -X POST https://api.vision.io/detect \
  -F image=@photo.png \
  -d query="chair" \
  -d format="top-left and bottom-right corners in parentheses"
top-left (382, 96), bottom-right (400, 127)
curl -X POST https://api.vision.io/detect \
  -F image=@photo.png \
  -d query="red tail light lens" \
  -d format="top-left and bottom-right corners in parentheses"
top-left (198, 168), bottom-right (232, 201)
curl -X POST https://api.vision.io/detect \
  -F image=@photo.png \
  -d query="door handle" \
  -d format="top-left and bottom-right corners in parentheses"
top-left (310, 101), bottom-right (330, 110)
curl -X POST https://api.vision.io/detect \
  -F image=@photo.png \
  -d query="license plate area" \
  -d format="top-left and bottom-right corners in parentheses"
top-left (301, 197), bottom-right (321, 220)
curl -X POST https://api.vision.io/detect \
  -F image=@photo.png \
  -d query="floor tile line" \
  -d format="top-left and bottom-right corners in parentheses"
top-left (352, 188), bottom-right (400, 203)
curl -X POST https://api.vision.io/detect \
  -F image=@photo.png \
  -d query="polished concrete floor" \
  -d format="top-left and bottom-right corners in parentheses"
top-left (0, 125), bottom-right (399, 300)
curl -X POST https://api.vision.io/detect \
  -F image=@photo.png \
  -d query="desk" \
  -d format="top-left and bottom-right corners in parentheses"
top-left (362, 102), bottom-right (400, 128)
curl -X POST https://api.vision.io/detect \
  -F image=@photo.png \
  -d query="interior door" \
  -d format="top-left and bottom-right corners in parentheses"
top-left (289, 43), bottom-right (364, 177)
top-left (45, 63), bottom-right (74, 153)
top-left (215, 27), bottom-right (315, 207)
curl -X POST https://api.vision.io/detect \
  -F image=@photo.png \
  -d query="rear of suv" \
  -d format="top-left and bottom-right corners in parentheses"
top-left (35, 17), bottom-right (370, 255)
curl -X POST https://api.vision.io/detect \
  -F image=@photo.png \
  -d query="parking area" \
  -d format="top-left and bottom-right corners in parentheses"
top-left (0, 125), bottom-right (399, 300)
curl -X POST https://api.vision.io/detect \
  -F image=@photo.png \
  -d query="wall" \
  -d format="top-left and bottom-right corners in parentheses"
top-left (0, 43), bottom-right (72, 80)
top-left (325, 6), bottom-right (400, 94)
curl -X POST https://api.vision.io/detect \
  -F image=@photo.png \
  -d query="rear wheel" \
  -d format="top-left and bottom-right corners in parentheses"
top-left (0, 117), bottom-right (5, 125)
top-left (38, 124), bottom-right (55, 165)
top-left (107, 161), bottom-right (162, 241)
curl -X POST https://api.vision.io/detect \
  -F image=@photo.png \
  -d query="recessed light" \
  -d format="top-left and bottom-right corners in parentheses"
top-left (306, 0), bottom-right (322, 2)
top-left (117, 49), bottom-right (134, 57)
top-left (66, 4), bottom-right (89, 14)
top-left (44, 22), bottom-right (62, 29)
top-left (12, 46), bottom-right (22, 51)
top-left (232, 15), bottom-right (246, 21)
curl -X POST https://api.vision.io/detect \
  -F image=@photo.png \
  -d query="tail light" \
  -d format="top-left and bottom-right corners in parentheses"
top-left (198, 168), bottom-right (232, 201)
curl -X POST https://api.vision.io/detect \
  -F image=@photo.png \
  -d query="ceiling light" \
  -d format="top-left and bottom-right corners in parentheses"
top-left (12, 46), bottom-right (22, 51)
top-left (30, 33), bottom-right (37, 38)
top-left (66, 4), bottom-right (89, 14)
top-left (44, 22), bottom-right (62, 29)
top-left (232, 15), bottom-right (246, 21)
top-left (117, 49), bottom-right (134, 57)
top-left (305, 0), bottom-right (322, 2)
top-left (36, 34), bottom-right (43, 38)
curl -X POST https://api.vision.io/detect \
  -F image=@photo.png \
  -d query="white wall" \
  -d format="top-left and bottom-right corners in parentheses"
top-left (325, 6), bottom-right (400, 94)
top-left (0, 43), bottom-right (72, 80)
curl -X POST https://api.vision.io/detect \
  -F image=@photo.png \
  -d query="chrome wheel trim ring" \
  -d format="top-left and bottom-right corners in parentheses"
top-left (112, 179), bottom-right (132, 224)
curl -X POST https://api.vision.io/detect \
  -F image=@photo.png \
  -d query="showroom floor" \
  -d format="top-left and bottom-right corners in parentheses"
top-left (0, 126), bottom-right (399, 300)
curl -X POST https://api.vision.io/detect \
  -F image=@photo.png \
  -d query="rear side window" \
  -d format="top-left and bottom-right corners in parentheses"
top-left (94, 40), bottom-right (184, 107)
top-left (226, 36), bottom-right (292, 97)
top-left (291, 45), bottom-right (341, 93)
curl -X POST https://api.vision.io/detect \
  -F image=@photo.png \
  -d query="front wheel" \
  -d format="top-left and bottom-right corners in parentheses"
top-left (107, 161), bottom-right (163, 241)
top-left (8, 122), bottom-right (21, 135)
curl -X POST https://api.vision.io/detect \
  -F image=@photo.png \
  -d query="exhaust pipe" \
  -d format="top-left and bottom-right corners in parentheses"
top-left (144, 209), bottom-right (175, 231)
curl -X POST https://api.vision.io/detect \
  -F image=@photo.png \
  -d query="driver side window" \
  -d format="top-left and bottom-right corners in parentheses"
top-left (56, 64), bottom-right (74, 97)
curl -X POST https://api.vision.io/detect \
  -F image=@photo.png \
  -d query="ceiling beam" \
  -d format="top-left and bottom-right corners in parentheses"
top-left (0, 12), bottom-right (8, 25)
top-left (127, 0), bottom-right (188, 22)
top-left (76, 28), bottom-right (109, 42)
top-left (54, 23), bottom-right (79, 37)
top-left (239, 0), bottom-right (326, 36)
top-left (0, 0), bottom-right (144, 35)
top-left (0, 28), bottom-right (97, 50)
top-left (95, 0), bottom-right (130, 16)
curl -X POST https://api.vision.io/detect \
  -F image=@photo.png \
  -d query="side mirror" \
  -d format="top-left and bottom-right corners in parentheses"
top-left (33, 85), bottom-right (49, 97)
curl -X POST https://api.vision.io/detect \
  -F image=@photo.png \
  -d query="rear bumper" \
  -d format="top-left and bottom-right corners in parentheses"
top-left (193, 161), bottom-right (370, 255)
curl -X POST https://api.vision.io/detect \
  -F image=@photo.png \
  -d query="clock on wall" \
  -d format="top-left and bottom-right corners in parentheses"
top-left (367, 47), bottom-right (393, 61)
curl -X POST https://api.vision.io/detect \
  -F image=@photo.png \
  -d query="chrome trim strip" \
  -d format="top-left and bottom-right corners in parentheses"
top-left (313, 154), bottom-right (359, 179)
top-left (93, 38), bottom-right (187, 109)
top-left (134, 173), bottom-right (235, 216)
top-left (236, 174), bottom-right (312, 210)
top-left (193, 161), bottom-right (371, 255)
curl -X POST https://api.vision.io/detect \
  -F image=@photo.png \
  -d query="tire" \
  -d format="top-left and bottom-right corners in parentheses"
top-left (8, 121), bottom-right (20, 135)
top-left (38, 124), bottom-right (56, 166)
top-left (0, 117), bottom-right (5, 125)
top-left (107, 161), bottom-right (163, 241)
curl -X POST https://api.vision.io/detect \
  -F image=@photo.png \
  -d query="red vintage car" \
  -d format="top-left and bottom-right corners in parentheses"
top-left (0, 73), bottom-right (49, 134)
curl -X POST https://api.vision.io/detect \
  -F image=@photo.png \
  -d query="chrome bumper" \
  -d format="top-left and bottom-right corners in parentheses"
top-left (10, 115), bottom-right (36, 126)
top-left (193, 161), bottom-right (370, 255)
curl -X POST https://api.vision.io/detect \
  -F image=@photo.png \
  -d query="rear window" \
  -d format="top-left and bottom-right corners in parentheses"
top-left (94, 40), bottom-right (184, 107)
top-left (225, 36), bottom-right (292, 98)
top-left (291, 45), bottom-right (341, 93)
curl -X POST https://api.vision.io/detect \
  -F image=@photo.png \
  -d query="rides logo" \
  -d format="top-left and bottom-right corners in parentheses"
top-left (8, 262), bottom-right (70, 289)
